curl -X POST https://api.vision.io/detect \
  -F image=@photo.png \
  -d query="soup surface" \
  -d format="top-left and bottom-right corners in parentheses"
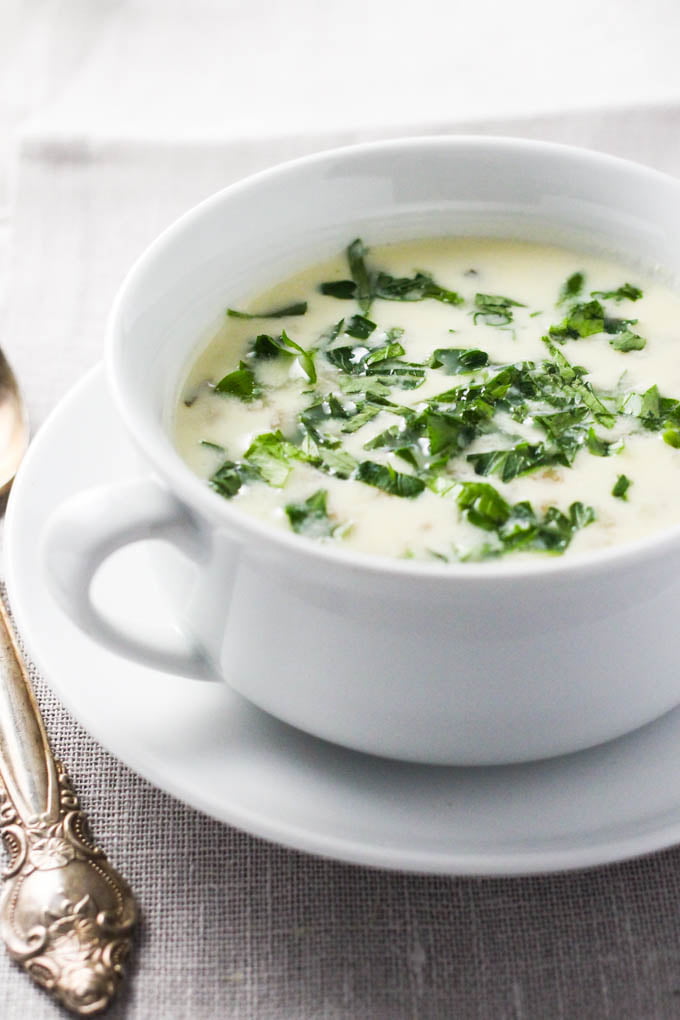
top-left (175, 238), bottom-right (680, 563)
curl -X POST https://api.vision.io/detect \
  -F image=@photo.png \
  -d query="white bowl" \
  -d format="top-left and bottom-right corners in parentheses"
top-left (41, 136), bottom-right (680, 765)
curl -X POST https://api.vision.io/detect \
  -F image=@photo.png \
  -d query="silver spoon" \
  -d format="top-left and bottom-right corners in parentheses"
top-left (0, 352), bottom-right (137, 1014)
top-left (0, 349), bottom-right (28, 499)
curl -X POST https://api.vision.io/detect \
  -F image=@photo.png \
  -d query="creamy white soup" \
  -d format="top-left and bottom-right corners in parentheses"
top-left (175, 237), bottom-right (680, 563)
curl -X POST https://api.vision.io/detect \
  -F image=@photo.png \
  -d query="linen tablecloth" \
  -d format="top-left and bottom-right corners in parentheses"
top-left (6, 3), bottom-right (680, 1017)
top-left (2, 105), bottom-right (680, 1020)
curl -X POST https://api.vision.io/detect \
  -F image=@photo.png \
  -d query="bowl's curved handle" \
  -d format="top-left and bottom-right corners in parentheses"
top-left (41, 477), bottom-right (215, 678)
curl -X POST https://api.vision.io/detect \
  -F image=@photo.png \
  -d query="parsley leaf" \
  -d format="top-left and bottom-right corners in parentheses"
top-left (429, 348), bottom-right (489, 373)
top-left (550, 296), bottom-right (646, 352)
top-left (285, 489), bottom-right (336, 537)
top-left (215, 361), bottom-right (261, 401)
top-left (345, 314), bottom-right (376, 339)
top-left (608, 330), bottom-right (646, 352)
top-left (457, 483), bottom-right (595, 556)
top-left (591, 284), bottom-right (643, 302)
top-left (663, 428), bottom-right (680, 448)
top-left (558, 272), bottom-right (585, 304)
top-left (473, 293), bottom-right (526, 327)
top-left (467, 443), bottom-right (562, 482)
top-left (456, 482), bottom-right (511, 530)
top-left (319, 280), bottom-right (357, 299)
top-left (227, 301), bottom-right (307, 319)
top-left (586, 428), bottom-right (619, 457)
top-left (323, 331), bottom-right (425, 389)
top-left (244, 431), bottom-right (307, 487)
top-left (357, 461), bottom-right (425, 498)
top-left (209, 460), bottom-right (254, 499)
top-left (612, 474), bottom-right (632, 499)
top-left (541, 337), bottom-right (616, 427)
top-left (549, 300), bottom-right (605, 341)
top-left (374, 271), bottom-right (463, 307)
top-left (347, 238), bottom-right (373, 314)
top-left (316, 446), bottom-right (358, 478)
top-left (318, 240), bottom-right (463, 312)
top-left (250, 330), bottom-right (316, 383)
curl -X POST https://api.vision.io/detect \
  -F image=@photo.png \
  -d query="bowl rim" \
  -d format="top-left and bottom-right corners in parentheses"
top-left (106, 133), bottom-right (680, 582)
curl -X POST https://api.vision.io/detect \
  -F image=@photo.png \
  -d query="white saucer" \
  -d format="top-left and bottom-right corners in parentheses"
top-left (7, 366), bottom-right (680, 876)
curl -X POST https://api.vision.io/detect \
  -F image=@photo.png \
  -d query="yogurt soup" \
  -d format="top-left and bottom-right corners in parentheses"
top-left (175, 238), bottom-right (680, 563)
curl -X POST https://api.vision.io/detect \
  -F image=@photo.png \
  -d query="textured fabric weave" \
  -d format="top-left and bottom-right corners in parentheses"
top-left (4, 108), bottom-right (680, 1018)
top-left (7, 648), bottom-right (680, 1020)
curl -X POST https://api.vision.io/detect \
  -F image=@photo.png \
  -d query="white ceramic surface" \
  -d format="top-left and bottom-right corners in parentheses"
top-left (41, 137), bottom-right (680, 764)
top-left (10, 367), bottom-right (680, 875)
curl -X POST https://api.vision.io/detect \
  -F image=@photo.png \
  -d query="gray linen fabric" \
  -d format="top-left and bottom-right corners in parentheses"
top-left (6, 646), bottom-right (680, 1020)
top-left (3, 108), bottom-right (680, 1018)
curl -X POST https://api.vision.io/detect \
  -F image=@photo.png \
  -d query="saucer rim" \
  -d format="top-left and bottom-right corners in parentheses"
top-left (7, 365), bottom-right (680, 876)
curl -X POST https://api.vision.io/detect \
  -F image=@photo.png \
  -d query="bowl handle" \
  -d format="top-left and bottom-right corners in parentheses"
top-left (40, 477), bottom-right (216, 679)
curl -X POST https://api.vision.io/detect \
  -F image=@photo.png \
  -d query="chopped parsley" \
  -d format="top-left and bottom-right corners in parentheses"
top-left (373, 272), bottom-right (463, 307)
top-left (345, 314), bottom-right (376, 340)
top-left (227, 301), bottom-right (308, 319)
top-left (215, 361), bottom-right (261, 401)
top-left (558, 271), bottom-right (585, 304)
top-left (549, 284), bottom-right (646, 351)
top-left (612, 474), bottom-right (632, 499)
top-left (356, 461), bottom-right (426, 498)
top-left (319, 238), bottom-right (463, 313)
top-left (319, 279), bottom-right (357, 299)
top-left (285, 490), bottom-right (336, 537)
top-left (209, 460), bottom-right (252, 499)
top-left (609, 330), bottom-right (646, 352)
top-left (244, 431), bottom-right (307, 487)
top-left (456, 482), bottom-right (595, 556)
top-left (250, 330), bottom-right (316, 383)
top-left (591, 283), bottom-right (643, 302)
top-left (430, 348), bottom-right (489, 373)
top-left (195, 243), bottom-right (672, 562)
top-left (473, 293), bottom-right (526, 327)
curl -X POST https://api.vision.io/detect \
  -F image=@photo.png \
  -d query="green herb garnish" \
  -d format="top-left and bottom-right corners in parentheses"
top-left (558, 272), bottom-right (585, 304)
top-left (549, 294), bottom-right (646, 351)
top-left (285, 490), bottom-right (335, 537)
top-left (467, 443), bottom-right (563, 483)
top-left (591, 284), bottom-right (643, 302)
top-left (373, 272), bottom-right (463, 307)
top-left (473, 293), bottom-right (526, 327)
top-left (323, 331), bottom-right (425, 390)
top-left (608, 330), bottom-right (646, 352)
top-left (541, 337), bottom-right (616, 426)
top-left (457, 482), bottom-right (595, 556)
top-left (357, 461), bottom-right (425, 498)
top-left (205, 248), bottom-right (668, 561)
top-left (663, 428), bottom-right (680, 448)
top-left (429, 348), bottom-right (489, 373)
top-left (250, 330), bottom-right (316, 383)
top-left (347, 238), bottom-right (373, 314)
top-left (318, 239), bottom-right (463, 313)
top-left (209, 460), bottom-right (252, 498)
top-left (549, 300), bottom-right (605, 340)
top-left (227, 301), bottom-right (308, 319)
top-left (612, 474), bottom-right (632, 499)
top-left (319, 279), bottom-right (357, 299)
top-left (585, 428), bottom-right (620, 457)
top-left (215, 361), bottom-right (261, 401)
top-left (345, 314), bottom-right (376, 339)
top-left (243, 431), bottom-right (307, 487)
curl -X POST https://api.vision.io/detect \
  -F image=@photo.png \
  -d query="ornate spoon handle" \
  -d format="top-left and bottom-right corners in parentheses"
top-left (0, 597), bottom-right (137, 1014)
